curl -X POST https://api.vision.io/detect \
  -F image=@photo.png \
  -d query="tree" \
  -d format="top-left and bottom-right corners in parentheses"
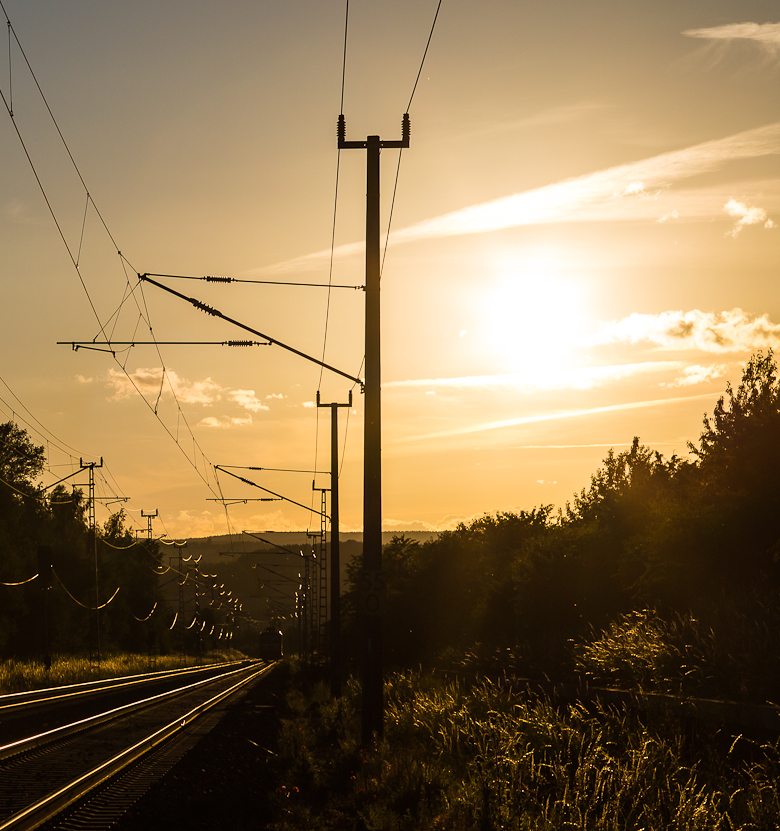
top-left (0, 421), bottom-right (45, 492)
top-left (687, 350), bottom-right (780, 580)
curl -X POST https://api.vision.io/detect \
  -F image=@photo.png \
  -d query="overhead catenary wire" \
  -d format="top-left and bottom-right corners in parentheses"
top-left (0, 573), bottom-right (38, 586)
top-left (130, 601), bottom-right (157, 622)
top-left (0, 5), bottom-right (231, 523)
top-left (406, 0), bottom-right (443, 112)
top-left (311, 0), bottom-right (352, 510)
top-left (52, 568), bottom-right (120, 611)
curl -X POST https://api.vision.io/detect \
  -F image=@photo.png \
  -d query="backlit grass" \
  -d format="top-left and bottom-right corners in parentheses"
top-left (269, 664), bottom-right (780, 830)
top-left (0, 649), bottom-right (247, 694)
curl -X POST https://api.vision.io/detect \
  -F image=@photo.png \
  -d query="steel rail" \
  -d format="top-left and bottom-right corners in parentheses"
top-left (0, 659), bottom-right (251, 715)
top-left (0, 661), bottom-right (275, 830)
top-left (0, 661), bottom-right (262, 762)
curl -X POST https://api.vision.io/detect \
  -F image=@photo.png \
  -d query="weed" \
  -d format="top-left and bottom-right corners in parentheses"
top-left (268, 667), bottom-right (780, 830)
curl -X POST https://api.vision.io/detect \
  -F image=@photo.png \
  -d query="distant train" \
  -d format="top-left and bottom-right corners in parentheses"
top-left (258, 626), bottom-right (283, 661)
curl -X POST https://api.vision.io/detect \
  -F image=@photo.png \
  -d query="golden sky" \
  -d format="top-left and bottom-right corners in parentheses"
top-left (2, 1), bottom-right (780, 539)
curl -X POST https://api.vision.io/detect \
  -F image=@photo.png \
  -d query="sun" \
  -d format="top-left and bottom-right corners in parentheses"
top-left (475, 250), bottom-right (591, 379)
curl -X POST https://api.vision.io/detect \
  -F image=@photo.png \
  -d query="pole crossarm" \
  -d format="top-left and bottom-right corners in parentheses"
top-left (137, 274), bottom-right (364, 388)
top-left (41, 466), bottom-right (87, 492)
top-left (58, 341), bottom-right (271, 351)
top-left (143, 272), bottom-right (363, 290)
top-left (337, 113), bottom-right (410, 150)
top-left (42, 457), bottom-right (117, 497)
top-left (215, 466), bottom-right (328, 518)
top-left (218, 464), bottom-right (319, 474)
top-left (205, 497), bottom-right (282, 503)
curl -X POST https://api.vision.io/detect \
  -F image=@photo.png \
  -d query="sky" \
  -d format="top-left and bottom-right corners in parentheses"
top-left (2, 0), bottom-right (780, 542)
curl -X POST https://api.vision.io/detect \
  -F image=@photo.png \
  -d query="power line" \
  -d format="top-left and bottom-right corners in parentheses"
top-left (0, 5), bottom-right (232, 526)
top-left (407, 0), bottom-right (443, 112)
top-left (326, 1), bottom-right (444, 494)
top-left (312, 0), bottom-right (352, 506)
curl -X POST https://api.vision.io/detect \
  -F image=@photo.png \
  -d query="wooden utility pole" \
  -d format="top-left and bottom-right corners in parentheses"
top-left (81, 457), bottom-right (103, 672)
top-left (338, 112), bottom-right (410, 743)
top-left (317, 390), bottom-right (352, 697)
top-left (140, 509), bottom-right (159, 669)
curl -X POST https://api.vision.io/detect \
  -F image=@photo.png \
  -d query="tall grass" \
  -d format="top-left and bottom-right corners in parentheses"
top-left (270, 666), bottom-right (780, 830)
top-left (572, 606), bottom-right (780, 701)
top-left (0, 649), bottom-right (246, 694)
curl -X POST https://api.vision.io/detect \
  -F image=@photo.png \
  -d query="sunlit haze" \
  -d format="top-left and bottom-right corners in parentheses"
top-left (2, 0), bottom-right (780, 539)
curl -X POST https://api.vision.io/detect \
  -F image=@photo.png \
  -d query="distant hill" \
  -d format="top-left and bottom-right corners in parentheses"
top-left (157, 531), bottom-right (438, 632)
top-left (176, 531), bottom-right (439, 563)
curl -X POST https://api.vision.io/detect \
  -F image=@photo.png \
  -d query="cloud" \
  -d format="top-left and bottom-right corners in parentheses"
top-left (660, 364), bottom-right (730, 388)
top-left (462, 101), bottom-right (608, 140)
top-left (302, 401), bottom-right (316, 409)
top-left (398, 392), bottom-right (716, 443)
top-left (197, 415), bottom-right (253, 429)
top-left (228, 389), bottom-right (270, 412)
top-left (593, 308), bottom-right (780, 353)
top-left (104, 368), bottom-right (279, 413)
top-left (173, 510), bottom-right (218, 536)
top-left (3, 199), bottom-right (43, 225)
top-left (723, 198), bottom-right (775, 236)
top-left (382, 517), bottom-right (440, 532)
top-left (106, 367), bottom-right (222, 404)
top-left (683, 22), bottom-right (780, 50)
top-left (247, 510), bottom-right (306, 532)
top-left (622, 181), bottom-right (649, 196)
top-left (258, 123), bottom-right (780, 274)
top-left (266, 393), bottom-right (285, 399)
top-left (75, 374), bottom-right (93, 384)
top-left (386, 361), bottom-right (683, 393)
top-left (658, 210), bottom-right (679, 223)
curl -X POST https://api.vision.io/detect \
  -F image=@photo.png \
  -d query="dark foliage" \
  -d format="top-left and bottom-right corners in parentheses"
top-left (0, 422), bottom-right (172, 659)
top-left (342, 351), bottom-right (780, 697)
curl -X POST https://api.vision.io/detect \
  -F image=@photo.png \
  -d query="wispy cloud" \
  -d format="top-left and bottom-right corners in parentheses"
top-left (198, 415), bottom-right (253, 429)
top-left (593, 308), bottom-right (780, 353)
top-left (399, 393), bottom-right (715, 443)
top-left (258, 123), bottom-right (780, 274)
top-left (462, 101), bottom-right (608, 140)
top-left (660, 364), bottom-right (730, 388)
top-left (3, 199), bottom-right (44, 225)
top-left (683, 22), bottom-right (780, 50)
top-left (386, 362), bottom-right (682, 392)
top-left (723, 198), bottom-right (775, 236)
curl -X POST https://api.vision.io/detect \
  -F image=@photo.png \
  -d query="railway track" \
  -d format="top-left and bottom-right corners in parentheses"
top-left (0, 660), bottom-right (276, 830)
top-left (0, 660), bottom-right (256, 749)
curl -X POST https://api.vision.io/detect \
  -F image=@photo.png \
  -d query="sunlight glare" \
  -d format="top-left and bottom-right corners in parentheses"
top-left (476, 251), bottom-right (590, 380)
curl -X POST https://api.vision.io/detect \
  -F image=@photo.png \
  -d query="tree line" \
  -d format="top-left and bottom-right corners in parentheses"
top-left (343, 351), bottom-right (780, 691)
top-left (0, 424), bottom-right (238, 659)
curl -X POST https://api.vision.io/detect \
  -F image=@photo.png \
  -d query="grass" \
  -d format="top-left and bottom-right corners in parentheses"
top-left (572, 606), bottom-right (780, 702)
top-left (268, 663), bottom-right (780, 830)
top-left (0, 648), bottom-right (247, 694)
